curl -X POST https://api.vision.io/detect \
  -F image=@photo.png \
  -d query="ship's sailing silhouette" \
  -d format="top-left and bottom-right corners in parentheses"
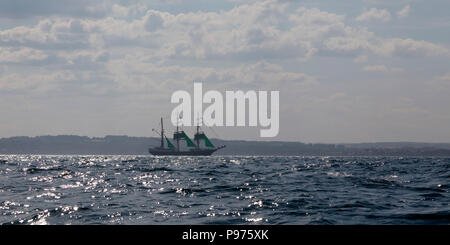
top-left (149, 117), bottom-right (225, 156)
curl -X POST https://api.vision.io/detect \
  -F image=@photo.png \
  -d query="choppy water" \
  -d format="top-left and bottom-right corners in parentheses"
top-left (0, 155), bottom-right (449, 225)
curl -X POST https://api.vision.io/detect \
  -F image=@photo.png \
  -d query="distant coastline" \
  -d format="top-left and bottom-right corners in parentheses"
top-left (1, 135), bottom-right (450, 156)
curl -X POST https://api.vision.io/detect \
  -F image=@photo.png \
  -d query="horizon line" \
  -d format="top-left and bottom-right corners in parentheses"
top-left (1, 134), bottom-right (450, 145)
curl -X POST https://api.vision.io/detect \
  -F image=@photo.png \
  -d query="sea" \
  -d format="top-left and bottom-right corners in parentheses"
top-left (0, 155), bottom-right (449, 225)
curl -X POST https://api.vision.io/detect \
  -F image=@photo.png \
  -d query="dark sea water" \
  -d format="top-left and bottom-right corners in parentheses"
top-left (0, 155), bottom-right (449, 225)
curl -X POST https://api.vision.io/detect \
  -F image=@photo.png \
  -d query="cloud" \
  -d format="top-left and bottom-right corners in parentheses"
top-left (0, 47), bottom-right (48, 63)
top-left (0, 19), bottom-right (93, 50)
top-left (397, 5), bottom-right (411, 19)
top-left (356, 8), bottom-right (391, 22)
top-left (0, 0), bottom-right (448, 98)
top-left (373, 38), bottom-right (450, 57)
top-left (103, 58), bottom-right (316, 95)
top-left (363, 65), bottom-right (403, 72)
top-left (1, 1), bottom-right (447, 65)
top-left (111, 4), bottom-right (129, 18)
top-left (0, 0), bottom-right (446, 101)
top-left (143, 10), bottom-right (165, 32)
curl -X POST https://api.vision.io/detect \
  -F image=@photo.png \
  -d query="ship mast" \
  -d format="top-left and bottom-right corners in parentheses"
top-left (196, 114), bottom-right (200, 149)
top-left (176, 113), bottom-right (180, 151)
top-left (160, 117), bottom-right (164, 148)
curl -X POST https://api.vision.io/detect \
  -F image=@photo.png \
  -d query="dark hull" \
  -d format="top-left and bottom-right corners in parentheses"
top-left (148, 146), bottom-right (225, 156)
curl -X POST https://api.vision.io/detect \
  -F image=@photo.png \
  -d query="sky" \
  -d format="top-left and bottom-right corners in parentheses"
top-left (0, 0), bottom-right (449, 143)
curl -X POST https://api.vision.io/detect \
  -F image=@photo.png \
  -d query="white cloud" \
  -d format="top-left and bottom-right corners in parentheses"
top-left (356, 8), bottom-right (391, 22)
top-left (112, 4), bottom-right (129, 18)
top-left (143, 10), bottom-right (165, 32)
top-left (0, 47), bottom-right (48, 63)
top-left (397, 5), bottom-right (411, 19)
top-left (373, 38), bottom-right (450, 57)
top-left (0, 0), bottom-right (446, 99)
top-left (363, 65), bottom-right (403, 73)
top-left (1, 2), bottom-right (446, 64)
top-left (103, 59), bottom-right (317, 96)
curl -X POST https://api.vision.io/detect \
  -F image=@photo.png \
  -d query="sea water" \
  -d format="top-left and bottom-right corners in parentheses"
top-left (0, 155), bottom-right (448, 225)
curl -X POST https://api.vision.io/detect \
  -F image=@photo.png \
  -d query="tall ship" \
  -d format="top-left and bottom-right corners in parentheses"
top-left (148, 117), bottom-right (225, 156)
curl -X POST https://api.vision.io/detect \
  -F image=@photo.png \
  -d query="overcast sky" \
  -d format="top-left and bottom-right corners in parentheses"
top-left (1, 0), bottom-right (449, 143)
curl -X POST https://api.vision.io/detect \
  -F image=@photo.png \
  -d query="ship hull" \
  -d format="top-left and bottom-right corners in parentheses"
top-left (148, 146), bottom-right (225, 156)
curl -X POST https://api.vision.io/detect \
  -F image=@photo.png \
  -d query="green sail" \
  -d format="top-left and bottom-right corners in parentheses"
top-left (173, 131), bottom-right (196, 147)
top-left (173, 132), bottom-right (184, 140)
top-left (165, 137), bottom-right (175, 149)
top-left (194, 133), bottom-right (215, 148)
top-left (203, 134), bottom-right (215, 148)
top-left (183, 133), bottom-right (196, 147)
